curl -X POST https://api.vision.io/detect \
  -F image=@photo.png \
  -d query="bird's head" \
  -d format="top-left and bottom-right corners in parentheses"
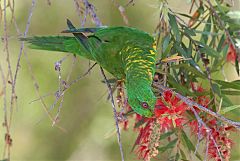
top-left (127, 83), bottom-right (156, 118)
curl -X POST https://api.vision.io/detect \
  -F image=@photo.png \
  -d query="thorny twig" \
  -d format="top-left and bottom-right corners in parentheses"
top-left (100, 67), bottom-right (125, 161)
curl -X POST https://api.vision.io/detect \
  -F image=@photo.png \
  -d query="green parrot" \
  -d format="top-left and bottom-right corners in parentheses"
top-left (22, 19), bottom-right (157, 117)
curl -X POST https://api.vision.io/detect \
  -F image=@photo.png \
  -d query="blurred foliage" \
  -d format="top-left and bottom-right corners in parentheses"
top-left (0, 0), bottom-right (239, 161)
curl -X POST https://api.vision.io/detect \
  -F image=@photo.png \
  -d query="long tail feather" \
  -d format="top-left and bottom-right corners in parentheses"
top-left (21, 36), bottom-right (95, 60)
top-left (20, 36), bottom-right (73, 52)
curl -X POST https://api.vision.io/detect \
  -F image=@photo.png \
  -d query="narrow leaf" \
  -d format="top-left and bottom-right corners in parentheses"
top-left (168, 13), bottom-right (181, 42)
top-left (220, 105), bottom-right (240, 114)
top-left (181, 130), bottom-right (195, 151)
top-left (160, 131), bottom-right (175, 140)
top-left (221, 90), bottom-right (240, 95)
top-left (158, 138), bottom-right (178, 153)
top-left (200, 16), bottom-right (212, 43)
top-left (214, 80), bottom-right (240, 90)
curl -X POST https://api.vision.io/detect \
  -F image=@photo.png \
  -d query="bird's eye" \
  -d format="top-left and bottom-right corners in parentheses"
top-left (141, 102), bottom-right (149, 109)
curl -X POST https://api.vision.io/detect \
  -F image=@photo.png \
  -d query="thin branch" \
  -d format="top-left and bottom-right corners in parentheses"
top-left (53, 55), bottom-right (77, 125)
top-left (99, 67), bottom-right (125, 161)
top-left (9, 0), bottom-right (36, 128)
top-left (30, 61), bottom-right (96, 106)
top-left (194, 122), bottom-right (202, 155)
top-left (112, 0), bottom-right (129, 25)
top-left (9, 0), bottom-right (65, 131)
top-left (0, 62), bottom-right (10, 160)
top-left (3, 0), bottom-right (14, 159)
top-left (73, 0), bottom-right (84, 25)
top-left (69, 62), bottom-right (97, 87)
top-left (33, 59), bottom-right (96, 127)
top-left (23, 50), bottom-right (66, 132)
top-left (3, 0), bottom-right (14, 84)
top-left (82, 0), bottom-right (102, 27)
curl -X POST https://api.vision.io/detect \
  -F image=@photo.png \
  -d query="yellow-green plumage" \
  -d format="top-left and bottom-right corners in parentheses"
top-left (23, 20), bottom-right (157, 117)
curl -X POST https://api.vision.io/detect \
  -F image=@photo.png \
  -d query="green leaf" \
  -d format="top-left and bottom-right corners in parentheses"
top-left (158, 138), bottom-right (178, 153)
top-left (217, 34), bottom-right (226, 52)
top-left (134, 119), bottom-right (146, 128)
top-left (172, 64), bottom-right (205, 79)
top-left (181, 130), bottom-right (195, 152)
top-left (174, 44), bottom-right (203, 73)
top-left (235, 57), bottom-right (240, 75)
top-left (179, 149), bottom-right (188, 160)
top-left (200, 16), bottom-right (212, 44)
top-left (211, 58), bottom-right (224, 73)
top-left (221, 95), bottom-right (234, 107)
top-left (168, 75), bottom-right (192, 96)
top-left (212, 83), bottom-right (221, 96)
top-left (168, 13), bottom-right (181, 42)
top-left (215, 1), bottom-right (230, 13)
top-left (181, 130), bottom-right (202, 160)
top-left (184, 27), bottom-right (196, 36)
top-left (162, 35), bottom-right (171, 53)
top-left (221, 44), bottom-right (229, 58)
top-left (220, 105), bottom-right (240, 114)
top-left (198, 43), bottom-right (219, 58)
top-left (162, 41), bottom-right (173, 59)
top-left (160, 131), bottom-right (175, 140)
top-left (214, 80), bottom-right (240, 90)
top-left (194, 29), bottom-right (222, 36)
top-left (175, 152), bottom-right (180, 161)
top-left (221, 90), bottom-right (240, 95)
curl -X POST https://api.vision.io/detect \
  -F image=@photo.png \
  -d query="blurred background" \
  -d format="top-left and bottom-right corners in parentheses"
top-left (0, 0), bottom-right (239, 160)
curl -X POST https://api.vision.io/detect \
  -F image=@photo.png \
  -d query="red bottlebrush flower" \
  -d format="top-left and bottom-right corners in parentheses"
top-left (134, 90), bottom-right (188, 160)
top-left (134, 119), bottom-right (161, 161)
top-left (154, 90), bottom-right (188, 129)
top-left (133, 84), bottom-right (234, 161)
top-left (191, 82), bottom-right (210, 108)
top-left (188, 83), bottom-right (234, 161)
top-left (207, 123), bottom-right (233, 161)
